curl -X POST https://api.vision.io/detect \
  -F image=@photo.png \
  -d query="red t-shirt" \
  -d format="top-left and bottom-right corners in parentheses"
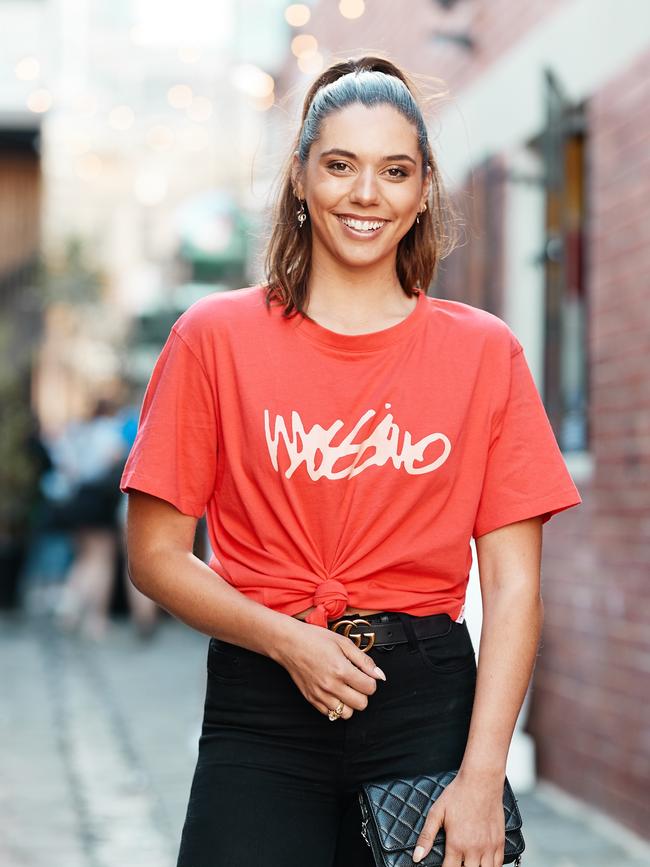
top-left (120, 284), bottom-right (582, 627)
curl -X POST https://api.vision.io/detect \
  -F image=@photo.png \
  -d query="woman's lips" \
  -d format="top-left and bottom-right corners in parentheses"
top-left (335, 215), bottom-right (388, 240)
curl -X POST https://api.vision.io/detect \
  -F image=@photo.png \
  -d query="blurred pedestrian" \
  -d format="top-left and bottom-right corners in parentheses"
top-left (120, 56), bottom-right (582, 866)
top-left (54, 397), bottom-right (125, 639)
top-left (17, 411), bottom-right (75, 614)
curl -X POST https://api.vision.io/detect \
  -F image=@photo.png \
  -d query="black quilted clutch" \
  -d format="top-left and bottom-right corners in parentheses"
top-left (358, 769), bottom-right (525, 867)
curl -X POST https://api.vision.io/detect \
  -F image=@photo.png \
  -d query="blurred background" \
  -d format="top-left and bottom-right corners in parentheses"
top-left (1, 1), bottom-right (648, 865)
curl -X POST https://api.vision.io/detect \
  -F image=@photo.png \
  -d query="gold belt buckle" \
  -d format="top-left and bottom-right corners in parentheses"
top-left (329, 617), bottom-right (376, 652)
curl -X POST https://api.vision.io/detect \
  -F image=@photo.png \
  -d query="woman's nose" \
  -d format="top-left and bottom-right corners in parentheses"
top-left (350, 168), bottom-right (380, 204)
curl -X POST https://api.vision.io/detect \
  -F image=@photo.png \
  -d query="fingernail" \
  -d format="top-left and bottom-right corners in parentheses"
top-left (413, 845), bottom-right (425, 862)
top-left (373, 666), bottom-right (386, 681)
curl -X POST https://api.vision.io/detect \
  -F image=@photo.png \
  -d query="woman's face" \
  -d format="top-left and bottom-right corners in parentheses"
top-left (293, 102), bottom-right (431, 271)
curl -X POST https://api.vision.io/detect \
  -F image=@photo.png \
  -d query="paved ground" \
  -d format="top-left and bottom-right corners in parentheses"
top-left (1, 609), bottom-right (648, 867)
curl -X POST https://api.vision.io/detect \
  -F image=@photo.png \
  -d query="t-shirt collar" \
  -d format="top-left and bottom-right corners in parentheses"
top-left (290, 288), bottom-right (426, 353)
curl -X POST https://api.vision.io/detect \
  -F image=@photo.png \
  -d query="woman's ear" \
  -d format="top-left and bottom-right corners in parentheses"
top-left (421, 164), bottom-right (432, 208)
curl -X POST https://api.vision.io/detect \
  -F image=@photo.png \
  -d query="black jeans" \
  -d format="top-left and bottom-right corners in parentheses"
top-left (176, 611), bottom-right (477, 867)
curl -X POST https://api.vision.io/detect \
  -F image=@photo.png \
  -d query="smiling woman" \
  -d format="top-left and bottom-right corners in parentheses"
top-left (120, 53), bottom-right (581, 867)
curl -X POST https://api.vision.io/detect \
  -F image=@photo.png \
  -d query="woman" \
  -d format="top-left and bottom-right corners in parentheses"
top-left (121, 56), bottom-right (582, 867)
top-left (53, 398), bottom-right (126, 639)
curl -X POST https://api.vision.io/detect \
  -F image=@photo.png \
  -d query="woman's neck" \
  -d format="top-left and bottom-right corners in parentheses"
top-left (304, 263), bottom-right (414, 331)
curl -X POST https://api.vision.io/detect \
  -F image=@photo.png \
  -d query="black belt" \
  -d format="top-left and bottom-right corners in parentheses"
top-left (327, 611), bottom-right (452, 652)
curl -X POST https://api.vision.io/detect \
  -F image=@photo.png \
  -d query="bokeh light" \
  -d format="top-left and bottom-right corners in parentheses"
top-left (297, 51), bottom-right (323, 75)
top-left (167, 84), bottom-right (193, 110)
top-left (66, 132), bottom-right (93, 156)
top-left (230, 64), bottom-right (274, 100)
top-left (291, 34), bottom-right (318, 58)
top-left (15, 56), bottom-right (40, 81)
top-left (145, 124), bottom-right (175, 151)
top-left (134, 170), bottom-right (167, 205)
top-left (27, 88), bottom-right (52, 113)
top-left (339, 0), bottom-right (365, 19)
top-left (74, 152), bottom-right (104, 181)
top-left (251, 91), bottom-right (275, 112)
top-left (284, 4), bottom-right (311, 27)
top-left (177, 44), bottom-right (202, 63)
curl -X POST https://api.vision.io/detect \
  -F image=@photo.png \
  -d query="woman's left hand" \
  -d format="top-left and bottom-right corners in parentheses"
top-left (412, 772), bottom-right (506, 866)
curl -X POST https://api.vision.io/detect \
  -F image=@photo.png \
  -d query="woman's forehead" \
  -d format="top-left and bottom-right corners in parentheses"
top-left (316, 104), bottom-right (419, 156)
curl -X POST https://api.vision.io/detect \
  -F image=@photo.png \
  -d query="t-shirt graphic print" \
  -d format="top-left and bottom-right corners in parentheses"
top-left (263, 402), bottom-right (452, 480)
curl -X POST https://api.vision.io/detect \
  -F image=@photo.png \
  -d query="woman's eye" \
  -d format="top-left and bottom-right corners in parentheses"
top-left (326, 162), bottom-right (407, 178)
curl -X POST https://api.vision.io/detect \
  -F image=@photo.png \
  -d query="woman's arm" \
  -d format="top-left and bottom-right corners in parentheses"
top-left (125, 489), bottom-right (303, 660)
top-left (459, 514), bottom-right (544, 779)
top-left (412, 515), bottom-right (544, 865)
top-left (125, 490), bottom-right (384, 718)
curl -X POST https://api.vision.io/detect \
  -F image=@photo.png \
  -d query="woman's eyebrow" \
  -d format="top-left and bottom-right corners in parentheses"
top-left (320, 147), bottom-right (416, 166)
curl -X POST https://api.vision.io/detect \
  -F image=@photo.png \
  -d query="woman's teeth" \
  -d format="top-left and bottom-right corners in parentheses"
top-left (337, 216), bottom-right (386, 232)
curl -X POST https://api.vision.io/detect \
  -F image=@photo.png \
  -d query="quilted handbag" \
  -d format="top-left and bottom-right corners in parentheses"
top-left (358, 769), bottom-right (524, 866)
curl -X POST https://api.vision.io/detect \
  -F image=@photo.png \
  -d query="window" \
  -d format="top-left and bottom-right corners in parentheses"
top-left (535, 69), bottom-right (589, 453)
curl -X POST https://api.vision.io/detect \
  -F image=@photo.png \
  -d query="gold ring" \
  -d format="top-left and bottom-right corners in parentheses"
top-left (327, 700), bottom-right (344, 721)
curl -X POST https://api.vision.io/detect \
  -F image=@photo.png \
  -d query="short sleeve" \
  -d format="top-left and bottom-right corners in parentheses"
top-left (472, 340), bottom-right (582, 539)
top-left (119, 327), bottom-right (218, 518)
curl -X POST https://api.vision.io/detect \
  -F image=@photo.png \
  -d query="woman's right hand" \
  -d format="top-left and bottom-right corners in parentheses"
top-left (274, 619), bottom-right (387, 719)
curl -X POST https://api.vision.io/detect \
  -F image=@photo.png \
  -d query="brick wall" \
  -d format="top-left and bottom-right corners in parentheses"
top-left (526, 46), bottom-right (650, 839)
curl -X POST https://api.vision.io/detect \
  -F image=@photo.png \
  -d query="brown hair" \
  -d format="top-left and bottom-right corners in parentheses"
top-left (261, 53), bottom-right (462, 318)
